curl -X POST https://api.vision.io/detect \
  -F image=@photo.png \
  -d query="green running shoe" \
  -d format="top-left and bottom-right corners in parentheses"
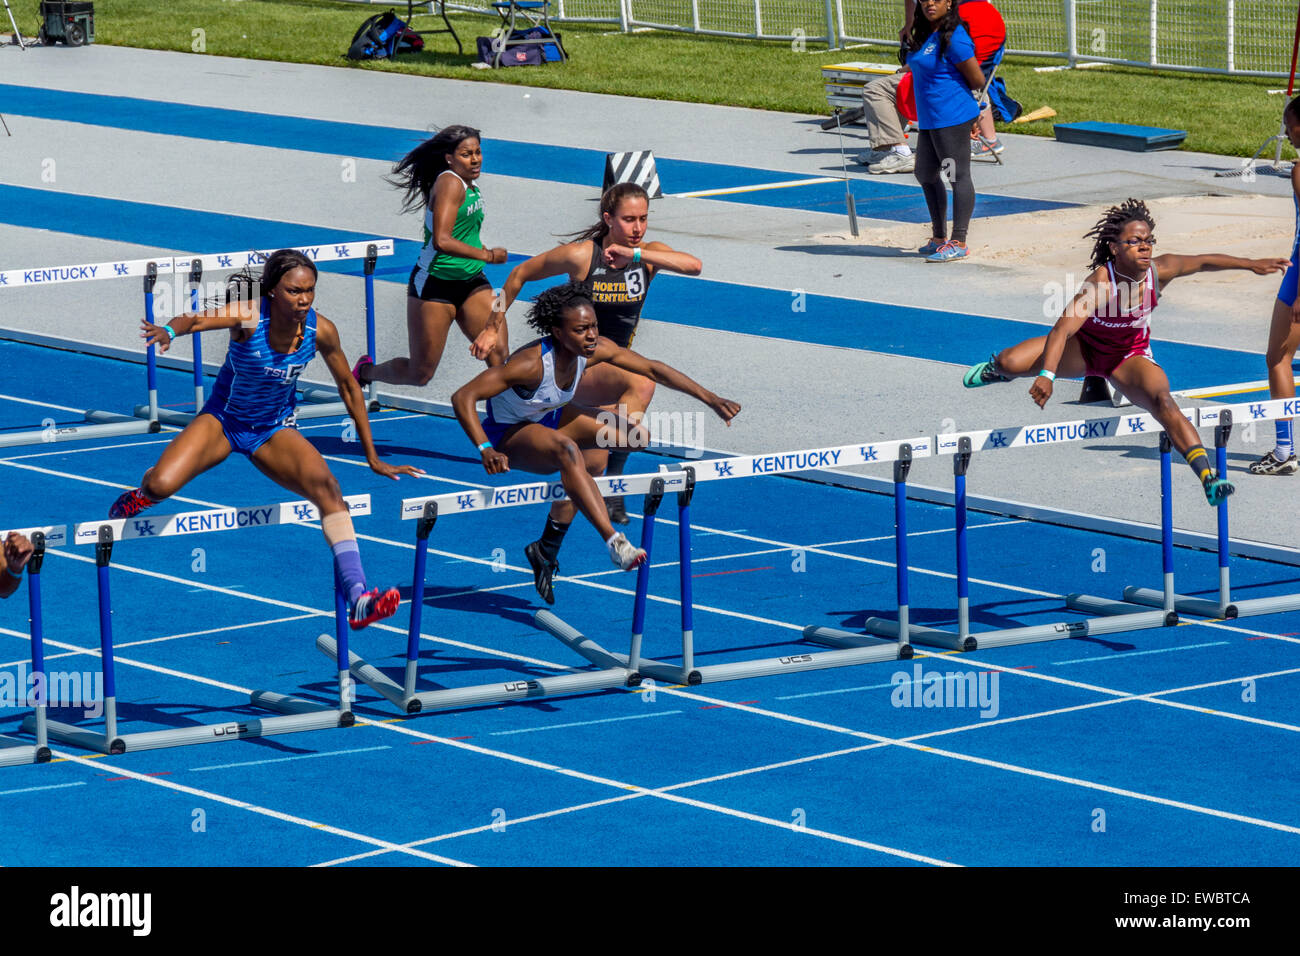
top-left (963, 354), bottom-right (1009, 388)
top-left (1204, 477), bottom-right (1235, 506)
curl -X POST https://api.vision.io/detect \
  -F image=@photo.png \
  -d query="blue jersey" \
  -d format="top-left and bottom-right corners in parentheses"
top-left (207, 301), bottom-right (316, 428)
top-left (907, 24), bottom-right (981, 131)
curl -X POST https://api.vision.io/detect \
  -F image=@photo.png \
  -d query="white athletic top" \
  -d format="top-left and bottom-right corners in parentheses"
top-left (487, 339), bottom-right (586, 425)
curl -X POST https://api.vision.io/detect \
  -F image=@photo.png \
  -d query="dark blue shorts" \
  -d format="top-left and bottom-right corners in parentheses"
top-left (202, 403), bottom-right (293, 457)
top-left (482, 407), bottom-right (563, 447)
top-left (1279, 263), bottom-right (1298, 306)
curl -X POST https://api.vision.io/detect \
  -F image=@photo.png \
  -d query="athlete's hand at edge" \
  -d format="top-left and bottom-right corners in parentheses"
top-left (1252, 258), bottom-right (1291, 275)
top-left (1029, 376), bottom-right (1053, 409)
top-left (4, 532), bottom-right (33, 575)
top-left (470, 320), bottom-right (501, 360)
top-left (603, 244), bottom-right (636, 269)
top-left (141, 321), bottom-right (173, 353)
top-left (709, 396), bottom-right (741, 424)
top-left (369, 460), bottom-right (426, 481)
top-left (481, 447), bottom-right (510, 475)
top-left (484, 247), bottom-right (508, 265)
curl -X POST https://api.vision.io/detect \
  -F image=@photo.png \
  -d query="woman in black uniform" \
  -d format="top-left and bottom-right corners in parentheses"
top-left (470, 183), bottom-right (704, 603)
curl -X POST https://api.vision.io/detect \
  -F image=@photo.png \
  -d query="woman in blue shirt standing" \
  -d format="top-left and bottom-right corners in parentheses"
top-left (903, 0), bottom-right (987, 262)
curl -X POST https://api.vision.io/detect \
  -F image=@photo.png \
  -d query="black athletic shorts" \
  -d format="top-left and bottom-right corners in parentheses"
top-left (407, 268), bottom-right (491, 308)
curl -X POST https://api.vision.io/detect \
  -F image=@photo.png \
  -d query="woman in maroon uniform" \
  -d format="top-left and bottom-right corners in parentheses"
top-left (963, 198), bottom-right (1287, 506)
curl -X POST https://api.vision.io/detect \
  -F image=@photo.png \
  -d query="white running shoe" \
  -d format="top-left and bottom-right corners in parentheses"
top-left (1248, 449), bottom-right (1299, 475)
top-left (607, 532), bottom-right (647, 570)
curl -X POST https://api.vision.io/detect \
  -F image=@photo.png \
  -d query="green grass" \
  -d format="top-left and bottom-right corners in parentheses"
top-left (15, 0), bottom-right (1297, 157)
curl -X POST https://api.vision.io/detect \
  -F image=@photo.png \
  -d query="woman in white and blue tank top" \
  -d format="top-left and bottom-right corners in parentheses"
top-left (452, 282), bottom-right (741, 605)
top-left (109, 250), bottom-right (424, 630)
top-left (1251, 96), bottom-right (1300, 476)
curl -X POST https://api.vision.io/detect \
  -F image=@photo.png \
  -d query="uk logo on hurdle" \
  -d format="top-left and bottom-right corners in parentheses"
top-left (603, 150), bottom-right (663, 199)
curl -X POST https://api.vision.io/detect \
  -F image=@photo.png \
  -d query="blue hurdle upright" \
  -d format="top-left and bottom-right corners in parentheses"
top-left (878, 418), bottom-right (1178, 651)
top-left (1111, 409), bottom-right (1300, 621)
top-left (536, 443), bottom-right (918, 686)
top-left (19, 501), bottom-right (370, 757)
top-left (0, 530), bottom-right (54, 767)
top-left (316, 480), bottom-right (664, 713)
top-left (0, 257), bottom-right (172, 449)
top-left (132, 241), bottom-right (390, 427)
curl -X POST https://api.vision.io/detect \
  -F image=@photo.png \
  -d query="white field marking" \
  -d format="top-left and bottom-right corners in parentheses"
top-left (22, 548), bottom-right (1300, 855)
top-left (667, 177), bottom-right (841, 199)
top-left (0, 781), bottom-right (88, 797)
top-left (354, 717), bottom-right (958, 866)
top-left (50, 750), bottom-right (473, 866)
top-left (0, 412), bottom-right (419, 463)
top-left (313, 791), bottom-right (648, 866)
top-left (190, 745), bottom-right (393, 772)
top-left (1051, 641), bottom-right (1231, 666)
top-left (317, 734), bottom-right (918, 867)
top-left (489, 710), bottom-right (682, 736)
top-left (1, 438), bottom-right (175, 461)
top-left (0, 392), bottom-right (87, 414)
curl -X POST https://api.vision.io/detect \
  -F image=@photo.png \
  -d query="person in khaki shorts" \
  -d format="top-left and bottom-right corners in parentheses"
top-left (856, 72), bottom-right (914, 174)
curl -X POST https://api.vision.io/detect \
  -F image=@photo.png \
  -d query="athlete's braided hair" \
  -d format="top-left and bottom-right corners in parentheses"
top-left (388, 125), bottom-right (481, 214)
top-left (1084, 198), bottom-right (1156, 269)
top-left (526, 281), bottom-right (595, 336)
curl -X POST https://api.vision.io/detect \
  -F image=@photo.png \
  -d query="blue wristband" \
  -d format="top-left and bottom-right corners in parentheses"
top-left (632, 247), bottom-right (642, 264)
top-left (1038, 370), bottom-right (1056, 382)
top-left (164, 323), bottom-right (178, 339)
top-left (477, 441), bottom-right (492, 452)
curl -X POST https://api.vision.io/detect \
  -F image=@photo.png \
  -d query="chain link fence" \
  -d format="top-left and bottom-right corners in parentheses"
top-left (340, 0), bottom-right (1300, 77)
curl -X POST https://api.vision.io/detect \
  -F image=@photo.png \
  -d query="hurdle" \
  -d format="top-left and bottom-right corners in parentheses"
top-left (315, 474), bottom-right (697, 713)
top-left (326, 437), bottom-right (924, 715)
top-left (1118, 403), bottom-right (1300, 621)
top-left (0, 255), bottom-right (177, 449)
top-left (18, 497), bottom-right (371, 756)
top-left (542, 442), bottom-right (923, 683)
top-left (882, 410), bottom-right (1183, 652)
top-left (130, 240), bottom-right (392, 427)
top-left (0, 527), bottom-right (64, 767)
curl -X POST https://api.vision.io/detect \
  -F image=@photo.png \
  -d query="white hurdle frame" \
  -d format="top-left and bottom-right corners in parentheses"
top-left (19, 496), bottom-right (372, 757)
top-left (0, 240), bottom-right (393, 449)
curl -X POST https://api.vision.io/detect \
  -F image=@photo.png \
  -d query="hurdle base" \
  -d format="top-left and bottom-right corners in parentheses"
top-left (1065, 593), bottom-right (1167, 617)
top-left (850, 618), bottom-right (973, 652)
top-left (0, 734), bottom-right (51, 766)
top-left (317, 633), bottom-right (639, 715)
top-left (1227, 594), bottom-right (1300, 619)
top-left (535, 612), bottom-right (910, 688)
top-left (0, 416), bottom-right (157, 449)
top-left (133, 404), bottom-right (198, 427)
top-left (970, 606), bottom-right (1176, 650)
top-left (26, 706), bottom-right (350, 754)
top-left (1121, 586), bottom-right (1237, 620)
top-left (297, 386), bottom-right (380, 415)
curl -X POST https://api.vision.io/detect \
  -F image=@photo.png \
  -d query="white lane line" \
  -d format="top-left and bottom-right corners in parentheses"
top-left (361, 717), bottom-right (958, 865)
top-left (0, 391), bottom-right (87, 414)
top-left (51, 750), bottom-right (473, 866)
top-left (190, 745), bottom-right (392, 772)
top-left (489, 710), bottom-right (682, 736)
top-left (0, 781), bottom-right (88, 797)
top-left (1050, 641), bottom-right (1231, 666)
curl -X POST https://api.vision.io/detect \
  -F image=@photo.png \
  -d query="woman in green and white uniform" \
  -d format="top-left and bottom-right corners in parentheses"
top-left (355, 125), bottom-right (509, 387)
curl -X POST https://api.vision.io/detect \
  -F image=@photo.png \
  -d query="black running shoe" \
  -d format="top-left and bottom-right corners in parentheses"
top-left (524, 540), bottom-right (559, 605)
top-left (606, 495), bottom-right (629, 525)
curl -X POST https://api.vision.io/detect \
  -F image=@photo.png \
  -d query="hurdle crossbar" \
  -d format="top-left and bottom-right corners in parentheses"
top-left (0, 256), bottom-right (176, 448)
top-left (362, 438), bottom-right (929, 711)
top-left (0, 530), bottom-right (59, 766)
top-left (915, 410), bottom-right (1195, 651)
top-left (130, 241), bottom-right (392, 427)
top-left (22, 497), bottom-right (370, 756)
